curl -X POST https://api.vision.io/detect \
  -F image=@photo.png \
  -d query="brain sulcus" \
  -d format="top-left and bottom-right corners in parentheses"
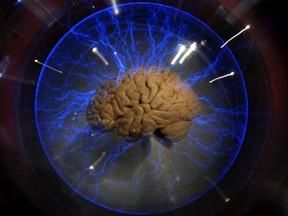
top-left (86, 67), bottom-right (201, 142)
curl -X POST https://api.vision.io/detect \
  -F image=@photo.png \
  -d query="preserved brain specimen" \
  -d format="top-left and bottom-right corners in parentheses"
top-left (86, 67), bottom-right (201, 141)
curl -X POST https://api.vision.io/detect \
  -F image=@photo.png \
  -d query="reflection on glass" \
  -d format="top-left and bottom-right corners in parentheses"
top-left (35, 2), bottom-right (248, 214)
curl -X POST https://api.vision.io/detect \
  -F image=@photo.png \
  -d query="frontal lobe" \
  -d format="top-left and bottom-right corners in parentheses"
top-left (86, 67), bottom-right (201, 141)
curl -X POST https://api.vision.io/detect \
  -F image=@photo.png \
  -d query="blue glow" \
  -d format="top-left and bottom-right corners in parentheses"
top-left (35, 2), bottom-right (248, 214)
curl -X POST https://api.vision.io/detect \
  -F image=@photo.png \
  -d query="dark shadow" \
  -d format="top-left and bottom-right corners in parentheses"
top-left (153, 128), bottom-right (174, 149)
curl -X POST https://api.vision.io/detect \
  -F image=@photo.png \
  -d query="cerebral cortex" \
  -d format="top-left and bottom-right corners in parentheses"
top-left (86, 67), bottom-right (201, 141)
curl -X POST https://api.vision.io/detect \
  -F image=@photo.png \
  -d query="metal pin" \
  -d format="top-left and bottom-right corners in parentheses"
top-left (209, 71), bottom-right (235, 83)
top-left (204, 176), bottom-right (230, 203)
top-left (89, 151), bottom-right (106, 170)
top-left (34, 59), bottom-right (63, 73)
top-left (114, 52), bottom-right (121, 63)
top-left (171, 45), bottom-right (186, 65)
top-left (111, 0), bottom-right (119, 15)
top-left (92, 47), bottom-right (109, 66)
top-left (220, 25), bottom-right (250, 48)
top-left (179, 42), bottom-right (197, 64)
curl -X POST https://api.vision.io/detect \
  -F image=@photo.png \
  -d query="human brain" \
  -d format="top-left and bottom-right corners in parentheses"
top-left (86, 67), bottom-right (201, 142)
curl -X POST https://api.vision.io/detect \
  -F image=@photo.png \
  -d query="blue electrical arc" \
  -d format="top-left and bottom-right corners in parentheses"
top-left (35, 2), bottom-right (248, 214)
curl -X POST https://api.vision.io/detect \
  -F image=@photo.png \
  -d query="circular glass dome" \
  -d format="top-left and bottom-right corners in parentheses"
top-left (35, 2), bottom-right (247, 214)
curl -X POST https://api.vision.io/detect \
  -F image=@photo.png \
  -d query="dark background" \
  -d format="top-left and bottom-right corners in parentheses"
top-left (0, 0), bottom-right (287, 215)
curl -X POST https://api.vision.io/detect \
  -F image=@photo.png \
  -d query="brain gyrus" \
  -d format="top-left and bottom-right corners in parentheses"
top-left (86, 67), bottom-right (201, 141)
top-left (34, 2), bottom-right (249, 214)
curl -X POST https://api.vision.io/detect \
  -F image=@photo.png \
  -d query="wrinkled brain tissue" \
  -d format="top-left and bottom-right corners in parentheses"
top-left (86, 67), bottom-right (201, 142)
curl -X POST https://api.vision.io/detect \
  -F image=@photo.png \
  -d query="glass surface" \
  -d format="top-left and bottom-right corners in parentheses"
top-left (35, 2), bottom-right (248, 214)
